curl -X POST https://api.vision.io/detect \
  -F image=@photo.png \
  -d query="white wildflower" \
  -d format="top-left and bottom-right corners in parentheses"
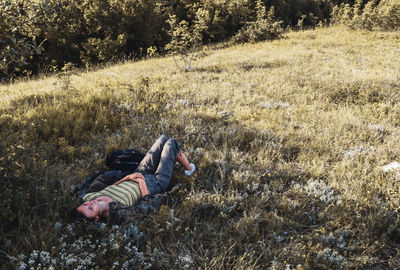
top-left (259, 99), bottom-right (290, 109)
top-left (368, 124), bottom-right (385, 134)
top-left (177, 254), bottom-right (194, 269)
top-left (217, 110), bottom-right (232, 119)
top-left (166, 221), bottom-right (172, 229)
top-left (381, 161), bottom-right (400, 173)
top-left (16, 262), bottom-right (27, 270)
top-left (322, 231), bottom-right (348, 250)
top-left (54, 222), bottom-right (62, 231)
top-left (246, 182), bottom-right (259, 192)
top-left (297, 180), bottom-right (340, 205)
top-left (317, 248), bottom-right (344, 264)
top-left (177, 99), bottom-right (190, 107)
top-left (112, 243), bottom-right (119, 250)
top-left (273, 233), bottom-right (284, 243)
top-left (343, 145), bottom-right (372, 160)
top-left (112, 261), bottom-right (120, 270)
top-left (168, 209), bottom-right (175, 218)
top-left (28, 250), bottom-right (38, 265)
top-left (39, 251), bottom-right (51, 265)
top-left (97, 222), bottom-right (106, 230)
top-left (66, 223), bottom-right (74, 233)
top-left (65, 254), bottom-right (78, 266)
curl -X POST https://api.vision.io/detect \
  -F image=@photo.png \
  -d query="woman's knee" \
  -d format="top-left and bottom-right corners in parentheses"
top-left (152, 134), bottom-right (169, 149)
top-left (148, 135), bottom-right (169, 152)
top-left (158, 134), bottom-right (169, 142)
top-left (165, 138), bottom-right (180, 154)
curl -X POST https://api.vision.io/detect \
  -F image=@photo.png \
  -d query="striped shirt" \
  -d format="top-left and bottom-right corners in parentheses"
top-left (83, 181), bottom-right (141, 206)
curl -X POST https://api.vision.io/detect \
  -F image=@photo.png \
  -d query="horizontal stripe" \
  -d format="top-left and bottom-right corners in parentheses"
top-left (83, 181), bottom-right (142, 206)
top-left (83, 192), bottom-right (99, 202)
top-left (121, 182), bottom-right (141, 202)
top-left (102, 187), bottom-right (127, 205)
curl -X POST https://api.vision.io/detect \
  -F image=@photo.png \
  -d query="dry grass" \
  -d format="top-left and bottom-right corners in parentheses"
top-left (1, 26), bottom-right (400, 269)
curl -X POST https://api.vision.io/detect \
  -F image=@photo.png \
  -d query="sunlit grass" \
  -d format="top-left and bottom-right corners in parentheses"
top-left (1, 26), bottom-right (400, 269)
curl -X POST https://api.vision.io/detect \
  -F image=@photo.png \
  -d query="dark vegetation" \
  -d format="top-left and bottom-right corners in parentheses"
top-left (2, 0), bottom-right (399, 81)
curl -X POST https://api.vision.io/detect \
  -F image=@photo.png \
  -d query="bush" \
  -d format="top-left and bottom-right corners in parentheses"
top-left (0, 0), bottom-right (166, 80)
top-left (232, 1), bottom-right (283, 44)
top-left (79, 0), bottom-right (164, 65)
top-left (267, 0), bottom-right (335, 28)
top-left (0, 1), bottom-right (46, 80)
top-left (331, 0), bottom-right (400, 30)
top-left (0, 0), bottom-right (288, 80)
top-left (164, 9), bottom-right (208, 71)
top-left (5, 0), bottom-right (397, 81)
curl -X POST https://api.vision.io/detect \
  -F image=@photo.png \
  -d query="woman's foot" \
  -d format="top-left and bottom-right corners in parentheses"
top-left (185, 163), bottom-right (196, 176)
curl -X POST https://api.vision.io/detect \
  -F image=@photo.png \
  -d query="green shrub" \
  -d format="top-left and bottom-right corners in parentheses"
top-left (191, 0), bottom-right (253, 41)
top-left (267, 0), bottom-right (334, 28)
top-left (0, 1), bottom-right (46, 80)
top-left (164, 8), bottom-right (209, 71)
top-left (0, 0), bottom-right (313, 80)
top-left (3, 0), bottom-right (397, 81)
top-left (79, 0), bottom-right (164, 65)
top-left (0, 0), bottom-right (165, 80)
top-left (232, 1), bottom-right (283, 44)
top-left (331, 0), bottom-right (400, 30)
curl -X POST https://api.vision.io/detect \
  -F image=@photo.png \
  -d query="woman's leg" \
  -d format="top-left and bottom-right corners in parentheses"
top-left (135, 135), bottom-right (169, 175)
top-left (153, 138), bottom-right (181, 192)
top-left (177, 150), bottom-right (191, 171)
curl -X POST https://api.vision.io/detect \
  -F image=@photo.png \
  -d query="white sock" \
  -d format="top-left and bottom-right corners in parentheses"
top-left (185, 163), bottom-right (196, 176)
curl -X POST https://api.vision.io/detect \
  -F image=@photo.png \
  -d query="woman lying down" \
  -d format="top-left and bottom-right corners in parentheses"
top-left (72, 135), bottom-right (196, 222)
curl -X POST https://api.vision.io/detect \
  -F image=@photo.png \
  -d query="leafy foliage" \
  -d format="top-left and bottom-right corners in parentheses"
top-left (164, 9), bottom-right (209, 71)
top-left (4, 0), bottom-right (398, 80)
top-left (0, 1), bottom-right (46, 79)
top-left (0, 0), bottom-right (166, 80)
top-left (78, 0), bottom-right (164, 65)
top-left (0, 0), bottom-right (361, 81)
top-left (331, 0), bottom-right (400, 30)
top-left (232, 1), bottom-right (283, 44)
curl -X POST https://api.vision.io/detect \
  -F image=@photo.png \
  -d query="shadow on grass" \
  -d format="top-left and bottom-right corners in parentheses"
top-left (2, 106), bottom-right (400, 269)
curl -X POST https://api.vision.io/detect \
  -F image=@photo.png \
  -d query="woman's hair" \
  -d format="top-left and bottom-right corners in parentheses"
top-left (71, 207), bottom-right (85, 219)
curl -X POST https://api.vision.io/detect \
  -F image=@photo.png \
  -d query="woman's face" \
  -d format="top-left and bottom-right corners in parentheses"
top-left (77, 199), bottom-right (104, 220)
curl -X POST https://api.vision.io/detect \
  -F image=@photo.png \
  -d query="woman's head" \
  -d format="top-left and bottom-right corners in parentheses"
top-left (75, 199), bottom-right (110, 221)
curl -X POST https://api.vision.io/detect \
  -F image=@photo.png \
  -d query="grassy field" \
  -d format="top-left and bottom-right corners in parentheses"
top-left (1, 26), bottom-right (400, 269)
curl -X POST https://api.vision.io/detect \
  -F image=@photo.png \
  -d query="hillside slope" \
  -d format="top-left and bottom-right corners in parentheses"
top-left (1, 27), bottom-right (400, 269)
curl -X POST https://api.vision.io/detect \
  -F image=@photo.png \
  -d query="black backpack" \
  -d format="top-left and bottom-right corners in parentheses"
top-left (73, 149), bottom-right (145, 197)
top-left (105, 149), bottom-right (145, 172)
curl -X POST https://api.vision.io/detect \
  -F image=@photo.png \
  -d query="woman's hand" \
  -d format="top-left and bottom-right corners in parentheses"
top-left (114, 173), bottom-right (144, 185)
top-left (114, 173), bottom-right (149, 197)
top-left (136, 178), bottom-right (149, 197)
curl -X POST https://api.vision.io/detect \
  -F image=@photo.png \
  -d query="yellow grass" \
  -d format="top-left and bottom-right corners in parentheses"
top-left (1, 26), bottom-right (400, 269)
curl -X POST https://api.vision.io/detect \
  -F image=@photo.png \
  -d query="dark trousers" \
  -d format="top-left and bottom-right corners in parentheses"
top-left (135, 135), bottom-right (180, 195)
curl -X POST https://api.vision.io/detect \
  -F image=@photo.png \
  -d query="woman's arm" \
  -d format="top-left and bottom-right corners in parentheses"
top-left (114, 173), bottom-right (144, 185)
top-left (113, 173), bottom-right (149, 197)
